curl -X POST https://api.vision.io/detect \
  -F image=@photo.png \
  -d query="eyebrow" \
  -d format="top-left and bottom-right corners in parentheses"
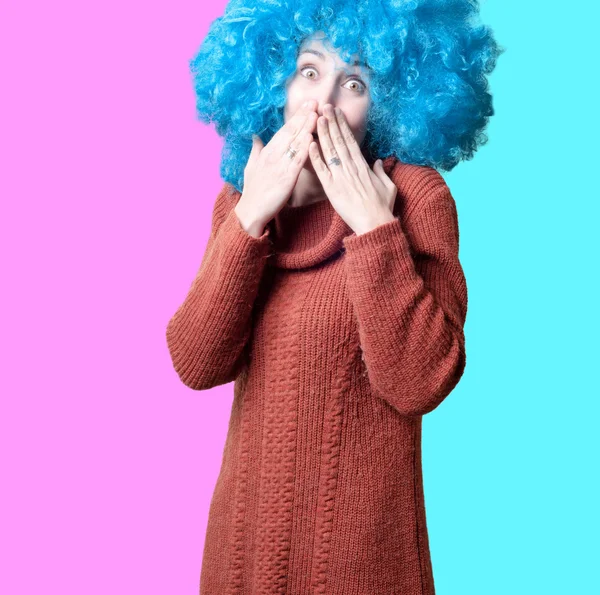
top-left (299, 48), bottom-right (366, 69)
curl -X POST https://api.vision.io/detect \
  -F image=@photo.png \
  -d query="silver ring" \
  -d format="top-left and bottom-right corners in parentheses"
top-left (285, 145), bottom-right (298, 160)
top-left (327, 155), bottom-right (341, 167)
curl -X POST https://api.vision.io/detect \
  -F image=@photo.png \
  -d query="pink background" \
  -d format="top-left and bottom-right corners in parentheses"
top-left (2, 1), bottom-right (234, 593)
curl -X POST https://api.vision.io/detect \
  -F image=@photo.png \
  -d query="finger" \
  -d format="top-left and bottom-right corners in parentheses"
top-left (308, 140), bottom-right (333, 185)
top-left (283, 130), bottom-right (313, 172)
top-left (279, 109), bottom-right (317, 159)
top-left (277, 101), bottom-right (317, 158)
top-left (316, 116), bottom-right (339, 169)
top-left (323, 105), bottom-right (352, 168)
top-left (372, 159), bottom-right (398, 209)
top-left (334, 107), bottom-right (369, 170)
top-left (249, 134), bottom-right (263, 163)
top-left (373, 159), bottom-right (396, 190)
top-left (368, 159), bottom-right (388, 190)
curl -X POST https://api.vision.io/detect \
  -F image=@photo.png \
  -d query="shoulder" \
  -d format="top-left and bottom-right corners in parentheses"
top-left (384, 158), bottom-right (460, 249)
top-left (383, 157), bottom-right (449, 222)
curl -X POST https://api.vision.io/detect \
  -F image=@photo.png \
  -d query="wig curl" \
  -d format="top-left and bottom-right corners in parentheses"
top-left (189, 0), bottom-right (505, 192)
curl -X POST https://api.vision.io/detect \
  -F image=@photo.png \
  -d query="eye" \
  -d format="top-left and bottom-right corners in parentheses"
top-left (299, 65), bottom-right (367, 94)
top-left (300, 66), bottom-right (318, 80)
top-left (345, 79), bottom-right (367, 94)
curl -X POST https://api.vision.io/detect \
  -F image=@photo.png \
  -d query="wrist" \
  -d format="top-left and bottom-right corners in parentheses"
top-left (354, 212), bottom-right (396, 236)
top-left (234, 201), bottom-right (267, 239)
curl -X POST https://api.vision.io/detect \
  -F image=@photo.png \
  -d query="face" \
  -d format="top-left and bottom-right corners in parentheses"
top-left (284, 32), bottom-right (371, 171)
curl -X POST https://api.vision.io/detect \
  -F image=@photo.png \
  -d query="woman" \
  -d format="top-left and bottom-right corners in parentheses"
top-left (167, 0), bottom-right (503, 593)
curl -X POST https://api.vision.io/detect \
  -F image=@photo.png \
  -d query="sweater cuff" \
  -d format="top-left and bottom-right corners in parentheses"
top-left (220, 206), bottom-right (272, 260)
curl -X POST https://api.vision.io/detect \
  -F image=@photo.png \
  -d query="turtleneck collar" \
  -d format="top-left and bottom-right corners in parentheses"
top-left (266, 156), bottom-right (398, 270)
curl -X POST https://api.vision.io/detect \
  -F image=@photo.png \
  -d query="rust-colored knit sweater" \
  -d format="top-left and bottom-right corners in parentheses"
top-left (166, 156), bottom-right (468, 595)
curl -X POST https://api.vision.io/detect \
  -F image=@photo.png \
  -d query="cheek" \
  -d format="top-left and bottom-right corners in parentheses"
top-left (340, 104), bottom-right (369, 133)
top-left (286, 75), bottom-right (304, 97)
top-left (284, 83), bottom-right (303, 122)
top-left (346, 118), bottom-right (366, 139)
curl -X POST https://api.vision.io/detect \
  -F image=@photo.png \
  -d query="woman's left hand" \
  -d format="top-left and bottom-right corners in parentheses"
top-left (308, 104), bottom-right (398, 235)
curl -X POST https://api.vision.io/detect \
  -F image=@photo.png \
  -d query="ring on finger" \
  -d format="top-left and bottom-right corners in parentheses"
top-left (318, 117), bottom-right (340, 167)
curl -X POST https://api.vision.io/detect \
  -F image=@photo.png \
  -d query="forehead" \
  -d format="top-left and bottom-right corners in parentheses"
top-left (298, 35), bottom-right (367, 72)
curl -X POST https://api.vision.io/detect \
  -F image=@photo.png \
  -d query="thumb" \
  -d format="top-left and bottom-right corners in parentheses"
top-left (372, 158), bottom-right (384, 178)
top-left (373, 159), bottom-right (390, 183)
top-left (249, 134), bottom-right (264, 163)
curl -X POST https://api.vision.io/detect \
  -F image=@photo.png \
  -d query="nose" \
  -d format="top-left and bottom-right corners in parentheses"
top-left (315, 99), bottom-right (336, 118)
top-left (312, 79), bottom-right (338, 117)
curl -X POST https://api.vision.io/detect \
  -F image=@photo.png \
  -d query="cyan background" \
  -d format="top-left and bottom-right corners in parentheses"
top-left (1, 1), bottom-right (598, 593)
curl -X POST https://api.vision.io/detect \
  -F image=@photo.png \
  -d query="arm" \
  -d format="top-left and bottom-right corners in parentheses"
top-left (342, 184), bottom-right (468, 417)
top-left (166, 183), bottom-right (272, 390)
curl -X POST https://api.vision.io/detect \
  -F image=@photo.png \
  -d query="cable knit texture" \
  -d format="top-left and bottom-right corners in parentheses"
top-left (166, 156), bottom-right (468, 595)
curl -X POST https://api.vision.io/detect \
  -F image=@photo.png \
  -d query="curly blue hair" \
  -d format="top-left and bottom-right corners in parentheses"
top-left (189, 0), bottom-right (505, 192)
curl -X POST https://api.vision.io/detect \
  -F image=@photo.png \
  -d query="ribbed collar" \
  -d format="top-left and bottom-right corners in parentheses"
top-left (267, 156), bottom-right (398, 270)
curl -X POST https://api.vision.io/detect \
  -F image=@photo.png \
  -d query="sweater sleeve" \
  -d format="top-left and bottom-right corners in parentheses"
top-left (341, 184), bottom-right (468, 417)
top-left (166, 183), bottom-right (272, 390)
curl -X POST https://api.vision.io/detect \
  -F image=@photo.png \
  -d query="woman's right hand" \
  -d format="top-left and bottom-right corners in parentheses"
top-left (234, 100), bottom-right (318, 237)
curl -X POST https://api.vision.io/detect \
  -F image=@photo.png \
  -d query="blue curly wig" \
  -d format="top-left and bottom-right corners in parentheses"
top-left (189, 0), bottom-right (504, 193)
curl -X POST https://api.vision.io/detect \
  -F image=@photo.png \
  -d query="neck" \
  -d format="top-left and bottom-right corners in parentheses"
top-left (286, 163), bottom-right (327, 208)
